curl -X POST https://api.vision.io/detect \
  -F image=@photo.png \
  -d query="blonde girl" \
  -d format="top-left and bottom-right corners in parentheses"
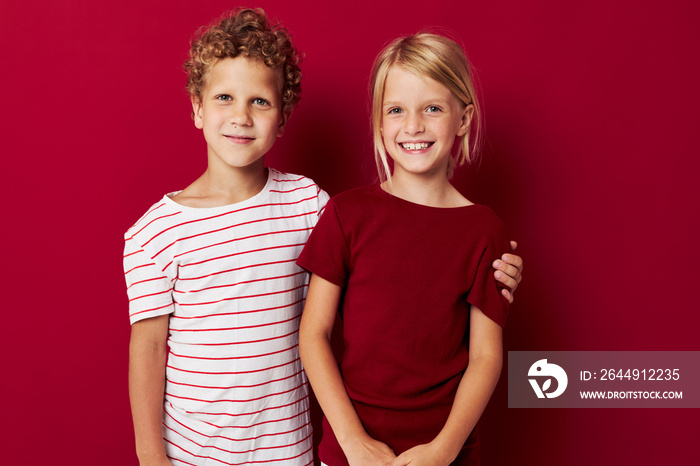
top-left (298, 33), bottom-right (513, 465)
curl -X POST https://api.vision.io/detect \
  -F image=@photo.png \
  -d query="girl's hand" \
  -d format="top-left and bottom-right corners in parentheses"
top-left (342, 435), bottom-right (397, 466)
top-left (493, 240), bottom-right (523, 303)
top-left (388, 442), bottom-right (453, 466)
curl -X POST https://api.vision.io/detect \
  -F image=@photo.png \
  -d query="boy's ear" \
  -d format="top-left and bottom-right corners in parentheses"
top-left (191, 97), bottom-right (204, 129)
top-left (277, 110), bottom-right (291, 137)
top-left (456, 104), bottom-right (474, 137)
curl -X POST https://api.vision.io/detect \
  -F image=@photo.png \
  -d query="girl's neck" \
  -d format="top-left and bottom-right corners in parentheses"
top-left (381, 171), bottom-right (471, 208)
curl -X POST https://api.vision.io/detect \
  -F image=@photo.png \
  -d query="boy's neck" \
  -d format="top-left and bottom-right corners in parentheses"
top-left (173, 164), bottom-right (269, 208)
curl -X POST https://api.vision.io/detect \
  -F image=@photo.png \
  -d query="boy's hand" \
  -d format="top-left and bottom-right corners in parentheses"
top-left (342, 435), bottom-right (396, 466)
top-left (388, 442), bottom-right (452, 466)
top-left (493, 241), bottom-right (523, 303)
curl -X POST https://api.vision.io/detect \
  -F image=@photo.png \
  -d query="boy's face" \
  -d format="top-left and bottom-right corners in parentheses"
top-left (192, 57), bottom-right (287, 172)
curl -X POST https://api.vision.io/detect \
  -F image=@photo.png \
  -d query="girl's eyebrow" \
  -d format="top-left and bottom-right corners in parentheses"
top-left (383, 98), bottom-right (451, 107)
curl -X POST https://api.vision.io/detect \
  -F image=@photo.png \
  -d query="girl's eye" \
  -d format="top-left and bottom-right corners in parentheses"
top-left (252, 98), bottom-right (269, 106)
top-left (427, 106), bottom-right (442, 113)
top-left (216, 95), bottom-right (232, 101)
top-left (388, 108), bottom-right (403, 114)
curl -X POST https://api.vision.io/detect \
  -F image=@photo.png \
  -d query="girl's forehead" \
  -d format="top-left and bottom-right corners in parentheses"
top-left (383, 66), bottom-right (453, 100)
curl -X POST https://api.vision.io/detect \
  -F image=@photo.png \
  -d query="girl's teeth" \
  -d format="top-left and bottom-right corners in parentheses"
top-left (402, 142), bottom-right (430, 150)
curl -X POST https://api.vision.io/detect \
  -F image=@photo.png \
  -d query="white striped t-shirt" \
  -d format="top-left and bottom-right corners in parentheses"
top-left (123, 169), bottom-right (329, 466)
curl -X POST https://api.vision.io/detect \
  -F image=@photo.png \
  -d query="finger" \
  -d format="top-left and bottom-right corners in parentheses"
top-left (494, 260), bottom-right (520, 279)
top-left (387, 455), bottom-right (408, 466)
top-left (510, 240), bottom-right (518, 251)
top-left (501, 253), bottom-right (523, 271)
top-left (494, 269), bottom-right (517, 290)
top-left (501, 288), bottom-right (514, 304)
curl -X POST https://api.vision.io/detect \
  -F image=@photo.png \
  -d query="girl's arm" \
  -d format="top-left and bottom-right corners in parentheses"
top-left (299, 274), bottom-right (397, 465)
top-left (389, 306), bottom-right (503, 466)
top-left (128, 314), bottom-right (174, 466)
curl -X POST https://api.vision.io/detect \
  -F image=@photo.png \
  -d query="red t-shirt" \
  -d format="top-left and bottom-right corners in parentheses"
top-left (297, 185), bottom-right (510, 465)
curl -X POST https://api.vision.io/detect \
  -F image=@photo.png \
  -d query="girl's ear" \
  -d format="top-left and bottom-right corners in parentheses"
top-left (191, 97), bottom-right (204, 129)
top-left (456, 104), bottom-right (474, 137)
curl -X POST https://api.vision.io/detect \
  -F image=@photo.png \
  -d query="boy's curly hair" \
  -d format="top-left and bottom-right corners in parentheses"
top-left (185, 8), bottom-right (302, 115)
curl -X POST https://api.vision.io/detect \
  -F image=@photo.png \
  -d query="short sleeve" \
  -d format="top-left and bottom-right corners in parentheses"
top-left (297, 200), bottom-right (351, 287)
top-left (466, 217), bottom-right (510, 328)
top-left (123, 235), bottom-right (174, 324)
top-left (315, 188), bottom-right (330, 223)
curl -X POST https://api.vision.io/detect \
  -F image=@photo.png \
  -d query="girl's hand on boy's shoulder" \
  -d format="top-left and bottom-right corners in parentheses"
top-left (387, 442), bottom-right (453, 466)
top-left (343, 435), bottom-right (396, 466)
top-left (493, 240), bottom-right (523, 303)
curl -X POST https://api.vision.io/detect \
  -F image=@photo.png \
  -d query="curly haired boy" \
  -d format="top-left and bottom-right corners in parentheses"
top-left (124, 9), bottom-right (326, 465)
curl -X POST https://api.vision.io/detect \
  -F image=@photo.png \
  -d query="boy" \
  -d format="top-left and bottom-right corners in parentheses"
top-left (124, 8), bottom-right (523, 466)
top-left (125, 9), bottom-right (324, 465)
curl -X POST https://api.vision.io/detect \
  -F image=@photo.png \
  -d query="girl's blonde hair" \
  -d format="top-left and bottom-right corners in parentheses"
top-left (370, 32), bottom-right (482, 181)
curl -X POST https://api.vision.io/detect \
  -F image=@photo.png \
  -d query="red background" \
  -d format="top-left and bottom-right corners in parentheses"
top-left (2, 0), bottom-right (698, 464)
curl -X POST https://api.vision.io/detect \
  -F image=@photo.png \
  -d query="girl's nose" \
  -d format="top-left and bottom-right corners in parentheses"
top-left (403, 112), bottom-right (424, 134)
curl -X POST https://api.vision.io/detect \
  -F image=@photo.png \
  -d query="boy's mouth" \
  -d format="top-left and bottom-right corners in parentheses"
top-left (399, 142), bottom-right (433, 150)
top-left (225, 135), bottom-right (255, 143)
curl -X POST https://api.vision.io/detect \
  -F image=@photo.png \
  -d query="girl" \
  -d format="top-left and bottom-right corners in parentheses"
top-left (298, 33), bottom-right (510, 465)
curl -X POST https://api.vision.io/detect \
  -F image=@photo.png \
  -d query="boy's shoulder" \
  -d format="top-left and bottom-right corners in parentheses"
top-left (267, 168), bottom-right (329, 205)
top-left (268, 168), bottom-right (314, 186)
top-left (267, 168), bottom-right (321, 190)
top-left (124, 194), bottom-right (184, 243)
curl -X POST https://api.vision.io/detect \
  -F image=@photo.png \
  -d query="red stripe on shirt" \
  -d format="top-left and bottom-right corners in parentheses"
top-left (177, 259), bottom-right (297, 281)
top-left (169, 315), bottom-right (299, 333)
top-left (170, 243), bottom-right (306, 271)
top-left (167, 383), bottom-right (305, 406)
top-left (269, 184), bottom-right (314, 194)
top-left (167, 357), bottom-right (300, 376)
top-left (170, 299), bottom-right (304, 320)
top-left (164, 406), bottom-right (311, 442)
top-left (174, 271), bottom-right (306, 294)
top-left (175, 284), bottom-right (306, 307)
top-left (169, 344), bottom-right (298, 361)
top-left (167, 369), bottom-right (303, 390)
top-left (165, 424), bottom-right (312, 456)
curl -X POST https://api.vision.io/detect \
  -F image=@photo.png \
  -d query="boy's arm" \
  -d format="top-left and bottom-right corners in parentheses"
top-left (493, 241), bottom-right (523, 303)
top-left (128, 314), bottom-right (174, 466)
top-left (299, 274), bottom-right (397, 465)
top-left (389, 306), bottom-right (503, 466)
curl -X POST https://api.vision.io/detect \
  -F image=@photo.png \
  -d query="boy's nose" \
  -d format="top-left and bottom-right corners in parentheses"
top-left (229, 105), bottom-right (253, 126)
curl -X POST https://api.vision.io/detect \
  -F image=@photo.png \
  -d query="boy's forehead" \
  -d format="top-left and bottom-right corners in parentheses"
top-left (204, 56), bottom-right (284, 93)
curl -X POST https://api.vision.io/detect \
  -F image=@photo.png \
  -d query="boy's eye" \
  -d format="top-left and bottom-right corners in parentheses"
top-left (252, 98), bottom-right (269, 106)
top-left (216, 95), bottom-right (232, 101)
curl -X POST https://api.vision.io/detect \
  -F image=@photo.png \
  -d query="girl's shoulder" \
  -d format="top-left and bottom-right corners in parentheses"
top-left (325, 185), bottom-right (381, 211)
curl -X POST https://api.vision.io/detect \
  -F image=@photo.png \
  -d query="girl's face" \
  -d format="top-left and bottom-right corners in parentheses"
top-left (381, 65), bottom-right (473, 181)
